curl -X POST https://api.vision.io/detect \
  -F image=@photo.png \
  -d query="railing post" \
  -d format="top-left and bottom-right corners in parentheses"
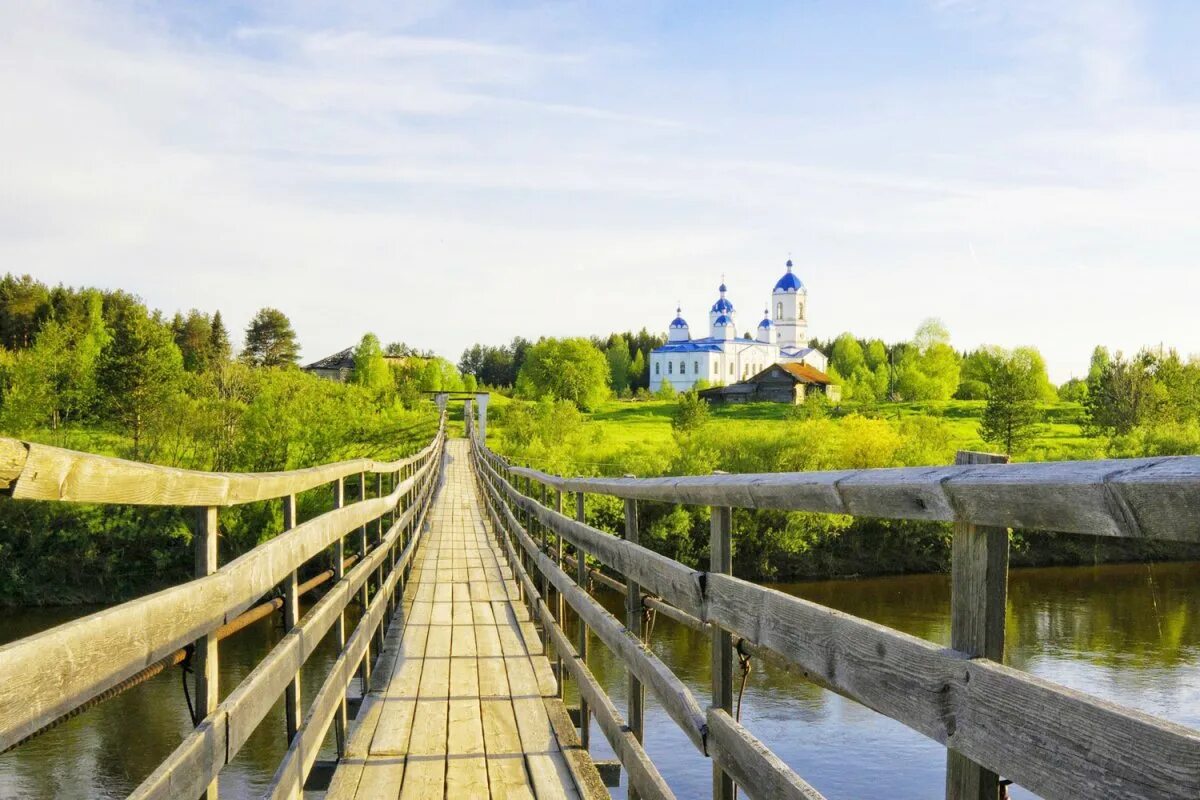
top-left (357, 472), bottom-right (372, 691)
top-left (555, 488), bottom-right (565, 700)
top-left (711, 503), bottom-right (735, 800)
top-left (282, 494), bottom-right (301, 745)
top-left (575, 491), bottom-right (590, 751)
top-left (193, 505), bottom-right (219, 800)
top-left (539, 482), bottom-right (550, 649)
top-left (946, 451), bottom-right (1011, 800)
top-left (332, 477), bottom-right (348, 756)
top-left (624, 493), bottom-right (644, 800)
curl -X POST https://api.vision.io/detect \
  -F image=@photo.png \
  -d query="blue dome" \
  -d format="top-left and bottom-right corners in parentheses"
top-left (719, 282), bottom-right (728, 293)
top-left (773, 258), bottom-right (804, 292)
top-left (710, 297), bottom-right (734, 313)
top-left (670, 316), bottom-right (689, 329)
top-left (758, 317), bottom-right (772, 328)
top-left (713, 314), bottom-right (733, 326)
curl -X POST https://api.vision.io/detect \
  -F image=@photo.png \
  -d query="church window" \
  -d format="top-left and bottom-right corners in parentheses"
top-left (776, 302), bottom-right (783, 320)
top-left (668, 362), bottom-right (673, 374)
top-left (729, 363), bottom-right (734, 376)
top-left (798, 301), bottom-right (805, 319)
top-left (655, 363), bottom-right (660, 375)
top-left (680, 361), bottom-right (686, 374)
top-left (694, 361), bottom-right (699, 374)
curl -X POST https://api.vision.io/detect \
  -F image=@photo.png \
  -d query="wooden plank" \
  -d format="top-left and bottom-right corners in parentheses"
top-left (506, 455), bottom-right (1200, 543)
top-left (706, 709), bottom-right (826, 800)
top-left (0, 464), bottom-right (435, 753)
top-left (129, 510), bottom-right (428, 800)
top-left (704, 572), bottom-right (1200, 800)
top-left (192, 505), bottom-right (220, 800)
top-left (624, 497), bottom-right (644, 800)
top-left (478, 455), bottom-right (706, 618)
top-left (946, 451), bottom-right (1010, 800)
top-left (483, 476), bottom-right (709, 752)
top-left (2, 432), bottom-right (440, 506)
top-left (710, 504), bottom-right (734, 800)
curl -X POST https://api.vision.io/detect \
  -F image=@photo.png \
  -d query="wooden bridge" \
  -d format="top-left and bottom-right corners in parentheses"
top-left (1, 397), bottom-right (1199, 800)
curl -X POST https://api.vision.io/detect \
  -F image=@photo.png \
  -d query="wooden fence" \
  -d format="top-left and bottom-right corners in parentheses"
top-left (469, 426), bottom-right (1200, 800)
top-left (0, 414), bottom-right (446, 800)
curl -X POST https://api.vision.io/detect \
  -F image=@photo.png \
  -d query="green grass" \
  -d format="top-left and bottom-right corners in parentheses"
top-left (549, 398), bottom-right (1100, 467)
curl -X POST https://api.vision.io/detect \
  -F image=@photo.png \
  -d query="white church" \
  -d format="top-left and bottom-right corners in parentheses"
top-left (650, 259), bottom-right (828, 393)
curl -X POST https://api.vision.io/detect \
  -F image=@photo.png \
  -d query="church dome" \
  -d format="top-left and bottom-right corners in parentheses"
top-left (669, 308), bottom-right (689, 329)
top-left (758, 315), bottom-right (772, 329)
top-left (713, 314), bottom-right (733, 326)
top-left (773, 259), bottom-right (804, 292)
top-left (711, 281), bottom-right (734, 313)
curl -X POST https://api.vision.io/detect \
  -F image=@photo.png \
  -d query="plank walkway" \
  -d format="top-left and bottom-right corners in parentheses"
top-left (326, 439), bottom-right (603, 800)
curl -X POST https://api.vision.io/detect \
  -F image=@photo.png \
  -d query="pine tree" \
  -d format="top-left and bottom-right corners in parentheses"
top-left (95, 302), bottom-right (184, 459)
top-left (209, 310), bottom-right (232, 364)
top-left (979, 356), bottom-right (1042, 455)
top-left (241, 307), bottom-right (299, 367)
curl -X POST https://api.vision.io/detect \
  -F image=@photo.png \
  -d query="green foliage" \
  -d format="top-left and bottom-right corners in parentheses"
top-left (979, 351), bottom-right (1044, 454)
top-left (171, 309), bottom-right (223, 372)
top-left (605, 335), bottom-right (632, 395)
top-left (350, 332), bottom-right (392, 395)
top-left (241, 307), bottom-right (300, 367)
top-left (893, 318), bottom-right (960, 401)
top-left (96, 301), bottom-right (184, 459)
top-left (654, 380), bottom-right (677, 400)
top-left (515, 337), bottom-right (610, 411)
top-left (786, 390), bottom-right (831, 421)
top-left (671, 389), bottom-right (710, 432)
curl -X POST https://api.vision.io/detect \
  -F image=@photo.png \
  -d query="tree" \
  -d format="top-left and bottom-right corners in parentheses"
top-left (209, 311), bottom-right (232, 364)
top-left (95, 302), bottom-right (184, 458)
top-left (894, 319), bottom-right (960, 401)
top-left (173, 309), bottom-right (215, 372)
top-left (350, 332), bottom-right (391, 394)
top-left (1085, 350), bottom-right (1165, 435)
top-left (629, 350), bottom-right (647, 391)
top-left (515, 338), bottom-right (610, 411)
top-left (671, 389), bottom-right (710, 432)
top-left (241, 307), bottom-right (299, 367)
top-left (606, 336), bottom-right (632, 395)
top-left (979, 353), bottom-right (1043, 454)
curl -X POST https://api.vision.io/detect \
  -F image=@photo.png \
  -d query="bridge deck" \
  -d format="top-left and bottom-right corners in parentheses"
top-left (326, 439), bottom-right (601, 800)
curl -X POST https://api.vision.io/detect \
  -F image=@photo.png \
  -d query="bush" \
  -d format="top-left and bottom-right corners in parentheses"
top-left (671, 390), bottom-right (710, 432)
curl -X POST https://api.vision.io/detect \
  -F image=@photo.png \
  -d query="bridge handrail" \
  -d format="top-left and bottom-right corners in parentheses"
top-left (506, 455), bottom-right (1200, 542)
top-left (0, 415), bottom-right (446, 773)
top-left (0, 431), bottom-right (440, 506)
top-left (474, 438), bottom-right (1200, 800)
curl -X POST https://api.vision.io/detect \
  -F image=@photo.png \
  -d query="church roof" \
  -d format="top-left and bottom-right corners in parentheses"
top-left (711, 297), bottom-right (734, 313)
top-left (713, 314), bottom-right (733, 326)
top-left (773, 259), bottom-right (804, 292)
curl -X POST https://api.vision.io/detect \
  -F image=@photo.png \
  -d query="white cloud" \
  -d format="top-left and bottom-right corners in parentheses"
top-left (0, 0), bottom-right (1197, 382)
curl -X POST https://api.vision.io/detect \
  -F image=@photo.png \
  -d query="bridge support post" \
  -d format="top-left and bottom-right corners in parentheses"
top-left (623, 495), bottom-right (644, 800)
top-left (555, 489), bottom-right (565, 700)
top-left (946, 450), bottom-right (1011, 800)
top-left (332, 477), bottom-right (348, 757)
top-left (358, 472), bottom-right (371, 692)
top-left (475, 392), bottom-right (489, 442)
top-left (711, 504), bottom-right (735, 800)
top-left (193, 505), bottom-right (220, 800)
top-left (575, 491), bottom-right (590, 751)
top-left (282, 494), bottom-right (302, 745)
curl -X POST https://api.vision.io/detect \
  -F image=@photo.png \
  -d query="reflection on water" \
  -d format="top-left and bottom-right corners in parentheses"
top-left (575, 561), bottom-right (1200, 800)
top-left (2, 561), bottom-right (1198, 799)
top-left (0, 601), bottom-right (359, 799)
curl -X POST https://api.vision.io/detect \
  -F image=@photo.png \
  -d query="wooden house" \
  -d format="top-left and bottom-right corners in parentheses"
top-left (698, 362), bottom-right (841, 405)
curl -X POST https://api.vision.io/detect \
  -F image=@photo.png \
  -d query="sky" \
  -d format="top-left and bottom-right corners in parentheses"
top-left (2, 1), bottom-right (1199, 382)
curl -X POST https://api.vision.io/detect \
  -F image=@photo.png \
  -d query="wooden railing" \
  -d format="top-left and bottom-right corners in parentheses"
top-left (470, 428), bottom-right (1200, 800)
top-left (0, 414), bottom-right (447, 800)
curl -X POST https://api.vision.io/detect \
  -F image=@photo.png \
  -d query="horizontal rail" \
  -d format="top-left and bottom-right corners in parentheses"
top-left (477, 454), bottom-right (710, 752)
top-left (477, 452), bottom-right (705, 619)
top-left (129, 467), bottom-right (437, 800)
top-left (508, 455), bottom-right (1200, 542)
top-left (476, 471), bottom-right (676, 800)
top-left (480, 439), bottom-right (1200, 800)
top-left (0, 432), bottom-right (443, 753)
top-left (0, 432), bottom-right (439, 506)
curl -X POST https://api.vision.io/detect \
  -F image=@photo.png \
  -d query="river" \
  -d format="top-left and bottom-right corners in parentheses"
top-left (2, 561), bottom-right (1197, 799)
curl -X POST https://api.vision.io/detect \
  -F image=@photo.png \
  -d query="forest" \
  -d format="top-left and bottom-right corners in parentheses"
top-left (1, 270), bottom-right (1197, 601)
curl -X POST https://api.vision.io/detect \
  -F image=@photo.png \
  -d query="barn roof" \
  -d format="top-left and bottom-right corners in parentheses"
top-left (752, 362), bottom-right (834, 385)
top-left (303, 347), bottom-right (355, 371)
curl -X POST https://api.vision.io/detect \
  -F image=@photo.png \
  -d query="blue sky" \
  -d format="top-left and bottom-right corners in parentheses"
top-left (2, 1), bottom-right (1198, 381)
